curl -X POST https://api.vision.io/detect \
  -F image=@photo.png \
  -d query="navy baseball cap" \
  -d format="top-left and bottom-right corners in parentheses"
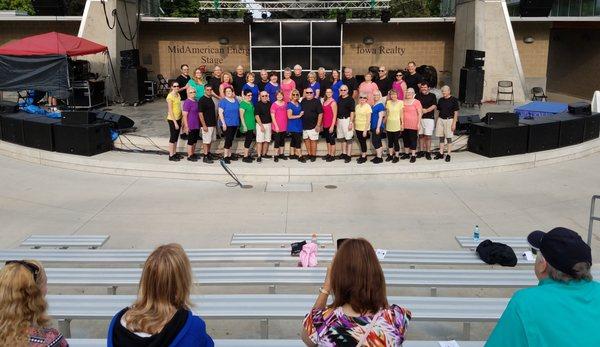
top-left (527, 227), bottom-right (592, 277)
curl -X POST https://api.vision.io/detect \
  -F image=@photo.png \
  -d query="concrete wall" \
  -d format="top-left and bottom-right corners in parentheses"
top-left (0, 21), bottom-right (79, 45)
top-left (547, 23), bottom-right (600, 100)
top-left (512, 22), bottom-right (551, 94)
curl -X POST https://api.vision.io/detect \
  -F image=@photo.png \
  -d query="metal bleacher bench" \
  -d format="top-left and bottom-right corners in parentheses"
top-left (0, 248), bottom-right (535, 266)
top-left (20, 235), bottom-right (109, 249)
top-left (455, 236), bottom-right (530, 250)
top-left (49, 294), bottom-right (508, 339)
top-left (69, 339), bottom-right (486, 347)
top-left (231, 233), bottom-right (334, 247)
top-left (42, 267), bottom-right (590, 296)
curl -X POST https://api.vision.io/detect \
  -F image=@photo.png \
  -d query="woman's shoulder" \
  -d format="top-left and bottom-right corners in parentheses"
top-left (386, 304), bottom-right (412, 323)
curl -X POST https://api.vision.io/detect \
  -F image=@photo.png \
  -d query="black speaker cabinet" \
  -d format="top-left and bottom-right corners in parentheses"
top-left (554, 113), bottom-right (585, 147)
top-left (93, 111), bottom-right (135, 130)
top-left (121, 67), bottom-right (147, 104)
top-left (62, 110), bottom-right (96, 125)
top-left (53, 122), bottom-right (112, 156)
top-left (519, 117), bottom-right (560, 152)
top-left (459, 68), bottom-right (484, 105)
top-left (520, 0), bottom-right (553, 17)
top-left (120, 49), bottom-right (140, 69)
top-left (465, 50), bottom-right (485, 68)
top-left (456, 115), bottom-right (482, 135)
top-left (574, 113), bottom-right (600, 142)
top-left (482, 112), bottom-right (519, 127)
top-left (23, 116), bottom-right (60, 151)
top-left (0, 112), bottom-right (26, 144)
top-left (0, 101), bottom-right (18, 114)
top-left (468, 123), bottom-right (529, 158)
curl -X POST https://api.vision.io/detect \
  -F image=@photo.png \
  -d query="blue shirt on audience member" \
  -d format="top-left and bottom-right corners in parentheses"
top-left (264, 82), bottom-right (279, 103)
top-left (485, 278), bottom-right (600, 347)
top-left (287, 102), bottom-right (303, 133)
top-left (370, 102), bottom-right (386, 130)
top-left (218, 98), bottom-right (240, 127)
top-left (242, 83), bottom-right (259, 105)
top-left (331, 80), bottom-right (343, 102)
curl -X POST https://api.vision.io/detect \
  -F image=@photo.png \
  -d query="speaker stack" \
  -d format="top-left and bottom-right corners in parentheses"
top-left (468, 112), bottom-right (529, 157)
top-left (459, 50), bottom-right (485, 107)
top-left (120, 49), bottom-right (147, 105)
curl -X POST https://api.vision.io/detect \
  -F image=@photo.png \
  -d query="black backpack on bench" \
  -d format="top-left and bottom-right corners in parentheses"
top-left (476, 239), bottom-right (518, 267)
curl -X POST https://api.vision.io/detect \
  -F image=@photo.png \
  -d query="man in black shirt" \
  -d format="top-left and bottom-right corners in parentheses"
top-left (415, 82), bottom-right (437, 160)
top-left (404, 62), bottom-right (422, 92)
top-left (336, 85), bottom-right (355, 163)
top-left (175, 64), bottom-right (191, 100)
top-left (375, 66), bottom-right (392, 97)
top-left (435, 85), bottom-right (460, 162)
top-left (317, 67), bottom-right (331, 95)
top-left (342, 67), bottom-right (359, 100)
top-left (300, 88), bottom-right (323, 162)
top-left (257, 69), bottom-right (270, 92)
top-left (232, 65), bottom-right (247, 96)
top-left (254, 91), bottom-right (272, 162)
top-left (291, 65), bottom-right (307, 94)
top-left (198, 85), bottom-right (217, 163)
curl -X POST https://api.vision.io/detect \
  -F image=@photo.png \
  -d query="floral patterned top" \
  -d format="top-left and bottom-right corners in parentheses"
top-left (303, 305), bottom-right (411, 346)
top-left (28, 326), bottom-right (69, 347)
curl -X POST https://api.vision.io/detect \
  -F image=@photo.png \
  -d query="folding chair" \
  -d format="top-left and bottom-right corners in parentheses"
top-left (496, 81), bottom-right (514, 104)
top-left (156, 74), bottom-right (170, 96)
top-left (531, 87), bottom-right (547, 101)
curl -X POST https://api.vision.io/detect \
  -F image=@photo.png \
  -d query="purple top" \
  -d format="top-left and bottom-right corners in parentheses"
top-left (183, 99), bottom-right (200, 130)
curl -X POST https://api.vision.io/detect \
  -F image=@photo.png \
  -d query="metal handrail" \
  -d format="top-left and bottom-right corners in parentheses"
top-left (588, 195), bottom-right (600, 246)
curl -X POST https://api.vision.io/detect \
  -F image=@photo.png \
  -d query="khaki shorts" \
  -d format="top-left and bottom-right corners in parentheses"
top-left (435, 118), bottom-right (454, 139)
top-left (303, 128), bottom-right (319, 140)
top-left (419, 118), bottom-right (435, 136)
top-left (336, 118), bottom-right (354, 140)
top-left (256, 123), bottom-right (272, 143)
top-left (201, 126), bottom-right (216, 144)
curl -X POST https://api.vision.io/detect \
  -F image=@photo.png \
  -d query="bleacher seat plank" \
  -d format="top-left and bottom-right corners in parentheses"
top-left (455, 236), bottom-right (530, 249)
top-left (21, 235), bottom-right (109, 249)
top-left (231, 233), bottom-right (333, 246)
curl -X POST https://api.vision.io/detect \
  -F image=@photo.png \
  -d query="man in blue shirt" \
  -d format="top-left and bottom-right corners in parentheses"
top-left (486, 227), bottom-right (600, 347)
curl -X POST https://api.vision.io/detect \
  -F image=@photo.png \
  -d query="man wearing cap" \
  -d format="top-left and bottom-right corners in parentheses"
top-left (486, 227), bottom-right (600, 346)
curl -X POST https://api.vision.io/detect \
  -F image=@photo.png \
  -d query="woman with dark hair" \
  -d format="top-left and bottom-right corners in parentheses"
top-left (322, 88), bottom-right (337, 161)
top-left (218, 86), bottom-right (240, 164)
top-left (265, 73), bottom-right (280, 103)
top-left (302, 238), bottom-right (411, 346)
top-left (330, 69), bottom-right (343, 102)
top-left (166, 81), bottom-right (183, 161)
top-left (175, 64), bottom-right (191, 100)
top-left (392, 71), bottom-right (407, 101)
top-left (239, 90), bottom-right (256, 163)
top-left (271, 91), bottom-right (288, 162)
top-left (242, 72), bottom-right (259, 105)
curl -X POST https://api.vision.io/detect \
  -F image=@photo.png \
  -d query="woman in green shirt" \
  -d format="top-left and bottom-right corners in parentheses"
top-left (187, 68), bottom-right (205, 101)
top-left (239, 90), bottom-right (256, 163)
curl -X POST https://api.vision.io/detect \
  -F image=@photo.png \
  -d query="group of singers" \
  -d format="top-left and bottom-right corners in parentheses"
top-left (165, 63), bottom-right (460, 164)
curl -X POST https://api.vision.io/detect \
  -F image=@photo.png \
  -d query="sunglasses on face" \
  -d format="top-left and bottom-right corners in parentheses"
top-left (261, 95), bottom-right (268, 97)
top-left (292, 93), bottom-right (300, 96)
top-left (340, 89), bottom-right (348, 91)
top-left (396, 74), bottom-right (402, 77)
top-left (306, 92), bottom-right (313, 94)
top-left (359, 97), bottom-right (367, 99)
top-left (379, 70), bottom-right (385, 72)
top-left (5, 260), bottom-right (39, 282)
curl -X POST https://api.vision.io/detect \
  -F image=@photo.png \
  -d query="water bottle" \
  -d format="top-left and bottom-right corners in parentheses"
top-left (473, 225), bottom-right (480, 242)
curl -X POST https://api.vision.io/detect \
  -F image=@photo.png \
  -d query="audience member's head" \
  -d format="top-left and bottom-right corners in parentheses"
top-left (364, 72), bottom-right (373, 82)
top-left (330, 238), bottom-right (388, 314)
top-left (293, 64), bottom-right (303, 76)
top-left (378, 66), bottom-right (387, 79)
top-left (304, 88), bottom-right (314, 100)
top-left (343, 67), bottom-right (353, 79)
top-left (528, 227), bottom-right (593, 282)
top-left (407, 61), bottom-right (416, 73)
top-left (441, 85), bottom-right (451, 97)
top-left (180, 64), bottom-right (189, 75)
top-left (0, 260), bottom-right (51, 345)
top-left (260, 69), bottom-right (269, 81)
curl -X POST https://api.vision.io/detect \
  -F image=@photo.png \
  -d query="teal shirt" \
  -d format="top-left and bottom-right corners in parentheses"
top-left (486, 278), bottom-right (600, 347)
top-left (188, 79), bottom-right (205, 101)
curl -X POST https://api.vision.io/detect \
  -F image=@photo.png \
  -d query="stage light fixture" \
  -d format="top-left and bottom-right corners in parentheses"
top-left (336, 11), bottom-right (347, 25)
top-left (363, 36), bottom-right (375, 45)
top-left (243, 11), bottom-right (253, 25)
top-left (523, 36), bottom-right (534, 44)
top-left (261, 12), bottom-right (268, 19)
top-left (198, 10), bottom-right (209, 24)
top-left (381, 9), bottom-right (391, 23)
top-left (218, 37), bottom-right (229, 45)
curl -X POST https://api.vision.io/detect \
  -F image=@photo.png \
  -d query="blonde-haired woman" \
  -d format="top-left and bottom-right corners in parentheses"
top-left (0, 260), bottom-right (68, 346)
top-left (219, 71), bottom-right (233, 98)
top-left (188, 68), bottom-right (205, 101)
top-left (108, 244), bottom-right (214, 346)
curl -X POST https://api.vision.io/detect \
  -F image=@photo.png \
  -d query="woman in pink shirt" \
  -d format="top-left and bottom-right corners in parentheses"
top-left (280, 67), bottom-right (296, 102)
top-left (358, 72), bottom-right (379, 105)
top-left (401, 88), bottom-right (423, 163)
top-left (322, 88), bottom-right (337, 162)
top-left (392, 71), bottom-right (407, 101)
top-left (271, 91), bottom-right (288, 162)
top-left (219, 72), bottom-right (233, 98)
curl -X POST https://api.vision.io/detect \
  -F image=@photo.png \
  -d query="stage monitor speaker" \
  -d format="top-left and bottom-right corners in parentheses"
top-left (519, 117), bottom-right (560, 152)
top-left (519, 0), bottom-right (553, 17)
top-left (93, 111), bottom-right (135, 130)
top-left (120, 49), bottom-right (140, 69)
top-left (465, 50), bottom-right (485, 68)
top-left (482, 112), bottom-right (519, 127)
top-left (468, 123), bottom-right (529, 158)
top-left (573, 113), bottom-right (600, 142)
top-left (0, 112), bottom-right (26, 144)
top-left (554, 113), bottom-right (585, 147)
top-left (459, 68), bottom-right (484, 105)
top-left (121, 68), bottom-right (147, 104)
top-left (62, 110), bottom-right (96, 125)
top-left (53, 122), bottom-right (112, 156)
top-left (456, 115), bottom-right (482, 135)
top-left (0, 101), bottom-right (18, 114)
top-left (568, 102), bottom-right (592, 116)
top-left (23, 116), bottom-right (59, 151)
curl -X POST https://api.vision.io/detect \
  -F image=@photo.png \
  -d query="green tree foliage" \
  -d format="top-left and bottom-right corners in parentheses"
top-left (161, 0), bottom-right (202, 17)
top-left (390, 0), bottom-right (441, 17)
top-left (0, 0), bottom-right (34, 15)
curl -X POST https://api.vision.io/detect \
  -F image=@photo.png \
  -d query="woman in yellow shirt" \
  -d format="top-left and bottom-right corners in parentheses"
top-left (166, 81), bottom-right (183, 161)
top-left (385, 89), bottom-right (404, 163)
top-left (354, 93), bottom-right (372, 164)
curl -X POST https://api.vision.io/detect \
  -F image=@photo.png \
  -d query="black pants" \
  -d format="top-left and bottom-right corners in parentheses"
top-left (187, 129), bottom-right (199, 146)
top-left (273, 131), bottom-right (286, 148)
top-left (356, 130), bottom-right (368, 153)
top-left (387, 131), bottom-right (401, 152)
top-left (323, 128), bottom-right (336, 145)
top-left (402, 129), bottom-right (418, 150)
top-left (223, 126), bottom-right (238, 149)
top-left (244, 130), bottom-right (254, 149)
top-left (290, 132), bottom-right (302, 149)
top-left (370, 129), bottom-right (383, 150)
top-left (168, 120), bottom-right (182, 144)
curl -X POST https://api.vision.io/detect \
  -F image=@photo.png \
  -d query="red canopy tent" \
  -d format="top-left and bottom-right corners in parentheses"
top-left (0, 32), bottom-right (107, 56)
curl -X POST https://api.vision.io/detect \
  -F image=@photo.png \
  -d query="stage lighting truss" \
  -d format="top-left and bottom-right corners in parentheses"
top-left (198, 0), bottom-right (391, 12)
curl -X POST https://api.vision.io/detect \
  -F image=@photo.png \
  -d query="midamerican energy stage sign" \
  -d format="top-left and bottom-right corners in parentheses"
top-left (166, 45), bottom-right (249, 65)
